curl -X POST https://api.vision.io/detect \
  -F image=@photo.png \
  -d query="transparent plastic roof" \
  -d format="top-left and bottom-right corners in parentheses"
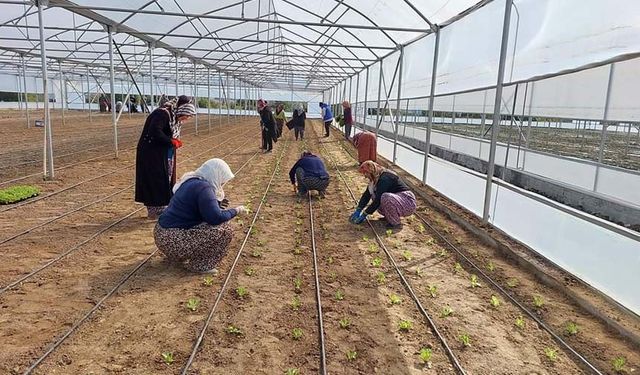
top-left (0, 0), bottom-right (484, 91)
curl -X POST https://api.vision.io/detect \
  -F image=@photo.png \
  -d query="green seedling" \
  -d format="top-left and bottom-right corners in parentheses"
top-left (244, 267), bottom-right (256, 276)
top-left (339, 317), bottom-right (351, 329)
top-left (250, 227), bottom-right (258, 236)
top-left (371, 257), bottom-right (382, 267)
top-left (161, 352), bottom-right (174, 365)
top-left (285, 369), bottom-right (300, 375)
top-left (236, 286), bottom-right (249, 299)
top-left (294, 228), bottom-right (300, 234)
top-left (335, 290), bottom-right (345, 301)
top-left (186, 298), bottom-right (200, 311)
top-left (293, 247), bottom-right (302, 255)
top-left (470, 274), bottom-right (482, 288)
top-left (398, 319), bottom-right (413, 332)
top-left (256, 239), bottom-right (265, 247)
top-left (329, 271), bottom-right (338, 282)
top-left (425, 238), bottom-right (435, 246)
top-left (402, 251), bottom-right (413, 261)
top-left (438, 248), bottom-right (448, 257)
top-left (490, 295), bottom-right (501, 308)
top-left (368, 243), bottom-right (379, 253)
top-left (417, 223), bottom-right (426, 234)
top-left (292, 328), bottom-right (303, 340)
top-left (612, 357), bottom-right (626, 373)
top-left (408, 214), bottom-right (416, 223)
top-left (507, 278), bottom-right (519, 288)
top-left (453, 262), bottom-right (463, 274)
top-left (202, 276), bottom-right (214, 286)
top-left (346, 350), bottom-right (357, 361)
top-left (362, 235), bottom-right (370, 242)
top-left (565, 322), bottom-right (579, 335)
top-left (389, 294), bottom-right (402, 305)
top-left (295, 219), bottom-right (303, 226)
top-left (376, 272), bottom-right (386, 284)
top-left (251, 249), bottom-right (262, 258)
top-left (291, 296), bottom-right (301, 310)
top-left (415, 268), bottom-right (424, 278)
top-left (419, 347), bottom-right (432, 366)
top-left (533, 295), bottom-right (545, 308)
top-left (385, 229), bottom-right (393, 237)
top-left (428, 284), bottom-right (437, 298)
top-left (293, 277), bottom-right (302, 292)
top-left (227, 325), bottom-right (242, 335)
top-left (459, 334), bottom-right (471, 347)
top-left (236, 219), bottom-right (245, 227)
top-left (515, 316), bottom-right (525, 329)
top-left (544, 347), bottom-right (558, 362)
top-left (294, 238), bottom-right (302, 246)
top-left (441, 306), bottom-right (453, 318)
top-left (487, 262), bottom-right (495, 272)
top-left (327, 256), bottom-right (334, 264)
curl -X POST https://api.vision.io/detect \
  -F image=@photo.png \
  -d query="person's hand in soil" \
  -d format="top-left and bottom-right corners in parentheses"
top-left (219, 198), bottom-right (229, 209)
top-left (235, 206), bottom-right (248, 215)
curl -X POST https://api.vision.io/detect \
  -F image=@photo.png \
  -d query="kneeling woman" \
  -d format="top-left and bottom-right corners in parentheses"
top-left (154, 158), bottom-right (247, 272)
top-left (349, 161), bottom-right (416, 229)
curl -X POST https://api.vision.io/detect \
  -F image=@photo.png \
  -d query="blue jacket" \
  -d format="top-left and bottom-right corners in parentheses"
top-left (320, 103), bottom-right (334, 122)
top-left (289, 155), bottom-right (329, 184)
top-left (158, 178), bottom-right (237, 229)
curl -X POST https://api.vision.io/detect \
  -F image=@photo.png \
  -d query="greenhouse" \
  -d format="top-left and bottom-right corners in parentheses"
top-left (0, 0), bottom-right (638, 374)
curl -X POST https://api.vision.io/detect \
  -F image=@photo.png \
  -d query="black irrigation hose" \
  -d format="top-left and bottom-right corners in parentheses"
top-left (317, 132), bottom-right (467, 375)
top-left (0, 126), bottom-right (242, 213)
top-left (332, 129), bottom-right (604, 374)
top-left (21, 135), bottom-right (262, 375)
top-left (412, 212), bottom-right (604, 375)
top-left (307, 192), bottom-right (328, 375)
top-left (180, 139), bottom-right (291, 375)
top-left (0, 135), bottom-right (253, 295)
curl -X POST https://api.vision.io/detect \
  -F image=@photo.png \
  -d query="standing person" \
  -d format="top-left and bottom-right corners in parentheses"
top-left (274, 103), bottom-right (287, 139)
top-left (342, 101), bottom-right (353, 139)
top-left (352, 130), bottom-right (377, 164)
top-left (258, 99), bottom-right (276, 153)
top-left (287, 105), bottom-right (306, 141)
top-left (349, 161), bottom-right (416, 229)
top-left (135, 99), bottom-right (195, 219)
top-left (319, 102), bottom-right (334, 137)
top-left (289, 151), bottom-right (330, 198)
top-left (155, 158), bottom-right (247, 273)
top-left (166, 95), bottom-right (192, 186)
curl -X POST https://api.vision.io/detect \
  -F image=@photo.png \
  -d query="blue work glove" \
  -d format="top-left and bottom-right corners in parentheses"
top-left (352, 211), bottom-right (368, 224)
top-left (349, 208), bottom-right (362, 223)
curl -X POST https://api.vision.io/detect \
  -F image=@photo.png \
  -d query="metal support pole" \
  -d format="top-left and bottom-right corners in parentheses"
top-left (225, 73), bottom-right (230, 124)
top-left (58, 60), bottom-right (65, 126)
top-left (522, 82), bottom-right (534, 170)
top-left (107, 25), bottom-right (118, 157)
top-left (422, 29), bottom-right (440, 184)
top-left (17, 75), bottom-right (23, 112)
top-left (375, 61), bottom-right (383, 136)
top-left (149, 44), bottom-right (154, 111)
top-left (218, 73), bottom-right (223, 122)
top-left (37, 0), bottom-right (54, 179)
top-left (393, 46), bottom-right (404, 164)
top-left (207, 67), bottom-right (211, 131)
top-left (21, 54), bottom-right (30, 128)
top-left (354, 72), bottom-right (360, 129)
top-left (363, 67), bottom-right (369, 131)
top-left (593, 63), bottom-right (616, 192)
top-left (175, 54), bottom-right (179, 97)
top-left (482, 0), bottom-right (514, 223)
top-left (86, 65), bottom-right (92, 122)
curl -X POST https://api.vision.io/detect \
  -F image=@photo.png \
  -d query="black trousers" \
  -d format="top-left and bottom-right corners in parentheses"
top-left (324, 121), bottom-right (332, 136)
top-left (263, 128), bottom-right (273, 151)
top-left (345, 123), bottom-right (352, 139)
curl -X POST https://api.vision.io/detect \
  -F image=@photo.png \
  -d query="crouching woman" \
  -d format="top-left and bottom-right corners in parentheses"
top-left (289, 151), bottom-right (330, 198)
top-left (349, 161), bottom-right (416, 229)
top-left (154, 158), bottom-right (247, 273)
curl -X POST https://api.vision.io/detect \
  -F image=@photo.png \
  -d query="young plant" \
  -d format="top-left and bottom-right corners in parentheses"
top-left (438, 248), bottom-right (448, 257)
top-left (161, 352), bottom-right (174, 365)
top-left (339, 317), bottom-right (351, 329)
top-left (368, 243), bottom-right (379, 253)
top-left (362, 235), bottom-right (370, 242)
top-left (533, 295), bottom-right (545, 308)
top-left (285, 369), bottom-right (300, 375)
top-left (402, 251), bottom-right (413, 261)
top-left (293, 277), bottom-right (302, 292)
top-left (453, 262), bottom-right (463, 274)
top-left (415, 267), bottom-right (424, 278)
top-left (459, 333), bottom-right (471, 347)
top-left (441, 306), bottom-right (453, 318)
top-left (186, 298), bottom-right (200, 311)
top-left (256, 239), bottom-right (266, 247)
top-left (376, 272), bottom-right (386, 284)
top-left (335, 290), bottom-right (345, 301)
top-left (327, 256), bottom-right (334, 264)
top-left (487, 262), bottom-right (496, 272)
top-left (515, 316), bottom-right (525, 329)
top-left (371, 257), bottom-right (383, 267)
top-left (295, 219), bottom-right (303, 226)
top-left (544, 347), bottom-right (558, 362)
top-left (612, 357), bottom-right (626, 373)
top-left (251, 249), bottom-right (262, 258)
top-left (425, 237), bottom-right (435, 246)
top-left (419, 347), bottom-right (432, 366)
top-left (389, 294), bottom-right (402, 305)
top-left (428, 284), bottom-right (438, 298)
top-left (490, 295), bottom-right (501, 308)
top-left (385, 229), bottom-right (393, 237)
top-left (292, 328), bottom-right (303, 340)
top-left (565, 322), bottom-right (579, 336)
top-left (398, 319), bottom-right (413, 332)
top-left (236, 286), bottom-right (249, 299)
top-left (293, 247), bottom-right (303, 255)
top-left (227, 325), bottom-right (242, 335)
top-left (470, 274), bottom-right (482, 288)
top-left (202, 276), bottom-right (214, 286)
top-left (507, 278), bottom-right (519, 288)
top-left (346, 350), bottom-right (357, 361)
top-left (417, 223), bottom-right (426, 234)
top-left (244, 267), bottom-right (256, 276)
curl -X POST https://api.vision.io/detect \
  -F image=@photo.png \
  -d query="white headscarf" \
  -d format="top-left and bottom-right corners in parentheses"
top-left (172, 158), bottom-right (234, 200)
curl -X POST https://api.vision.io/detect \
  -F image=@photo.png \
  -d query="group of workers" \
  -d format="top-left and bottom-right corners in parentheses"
top-left (133, 96), bottom-right (416, 274)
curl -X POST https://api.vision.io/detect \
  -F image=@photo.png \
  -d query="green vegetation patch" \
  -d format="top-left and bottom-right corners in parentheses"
top-left (0, 185), bottom-right (40, 204)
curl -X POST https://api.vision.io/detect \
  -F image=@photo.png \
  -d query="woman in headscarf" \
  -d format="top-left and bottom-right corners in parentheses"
top-left (349, 161), bottom-right (416, 229)
top-left (289, 150), bottom-right (330, 198)
top-left (287, 104), bottom-right (306, 141)
top-left (351, 130), bottom-right (377, 164)
top-left (165, 95), bottom-right (191, 186)
top-left (154, 158), bottom-right (247, 273)
top-left (135, 97), bottom-right (196, 218)
top-left (274, 103), bottom-right (287, 139)
top-left (257, 98), bottom-right (276, 153)
top-left (342, 100), bottom-right (353, 139)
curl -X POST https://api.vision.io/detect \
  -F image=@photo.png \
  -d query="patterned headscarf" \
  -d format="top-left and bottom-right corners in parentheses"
top-left (173, 158), bottom-right (234, 199)
top-left (161, 96), bottom-right (193, 139)
top-left (257, 99), bottom-right (267, 112)
top-left (176, 103), bottom-right (196, 117)
top-left (359, 160), bottom-right (385, 183)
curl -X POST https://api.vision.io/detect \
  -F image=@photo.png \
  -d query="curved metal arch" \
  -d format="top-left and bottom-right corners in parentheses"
top-left (325, 0), bottom-right (397, 46)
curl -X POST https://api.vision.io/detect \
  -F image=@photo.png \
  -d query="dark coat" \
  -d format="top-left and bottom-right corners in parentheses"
top-left (135, 108), bottom-right (174, 206)
top-left (260, 107), bottom-right (277, 138)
